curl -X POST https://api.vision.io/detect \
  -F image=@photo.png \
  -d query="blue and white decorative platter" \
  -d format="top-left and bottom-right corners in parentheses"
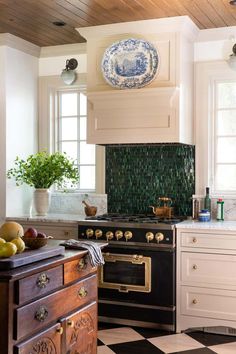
top-left (101, 38), bottom-right (159, 89)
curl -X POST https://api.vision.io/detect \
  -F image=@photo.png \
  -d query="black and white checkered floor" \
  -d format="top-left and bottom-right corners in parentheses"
top-left (97, 323), bottom-right (236, 353)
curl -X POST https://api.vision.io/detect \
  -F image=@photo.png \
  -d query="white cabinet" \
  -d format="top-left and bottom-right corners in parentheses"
top-left (177, 227), bottom-right (236, 332)
top-left (18, 220), bottom-right (78, 240)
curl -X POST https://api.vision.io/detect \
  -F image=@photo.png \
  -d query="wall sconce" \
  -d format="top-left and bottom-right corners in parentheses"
top-left (61, 58), bottom-right (78, 85)
top-left (228, 44), bottom-right (236, 70)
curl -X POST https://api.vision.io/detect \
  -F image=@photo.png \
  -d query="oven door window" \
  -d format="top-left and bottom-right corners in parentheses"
top-left (99, 253), bottom-right (151, 293)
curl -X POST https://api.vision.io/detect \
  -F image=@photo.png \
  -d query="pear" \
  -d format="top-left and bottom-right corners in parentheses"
top-left (11, 238), bottom-right (25, 253)
top-left (0, 242), bottom-right (17, 258)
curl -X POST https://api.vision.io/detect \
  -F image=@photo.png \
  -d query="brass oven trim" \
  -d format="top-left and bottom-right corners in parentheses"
top-left (99, 253), bottom-right (151, 293)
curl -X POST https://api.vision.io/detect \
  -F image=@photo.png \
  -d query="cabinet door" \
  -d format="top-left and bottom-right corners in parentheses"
top-left (64, 301), bottom-right (97, 354)
top-left (14, 323), bottom-right (62, 354)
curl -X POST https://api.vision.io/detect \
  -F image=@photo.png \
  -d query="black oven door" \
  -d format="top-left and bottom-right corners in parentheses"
top-left (98, 246), bottom-right (175, 307)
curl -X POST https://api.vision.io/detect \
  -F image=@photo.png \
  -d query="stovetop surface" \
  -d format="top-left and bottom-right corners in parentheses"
top-left (85, 213), bottom-right (185, 225)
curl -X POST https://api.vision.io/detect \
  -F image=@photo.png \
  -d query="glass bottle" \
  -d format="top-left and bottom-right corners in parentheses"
top-left (204, 187), bottom-right (211, 212)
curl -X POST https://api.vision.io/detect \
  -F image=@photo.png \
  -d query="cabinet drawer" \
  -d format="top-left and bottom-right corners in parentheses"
top-left (15, 265), bottom-right (63, 305)
top-left (14, 323), bottom-right (62, 354)
top-left (64, 255), bottom-right (96, 284)
top-left (64, 301), bottom-right (97, 354)
top-left (15, 274), bottom-right (97, 340)
top-left (21, 223), bottom-right (77, 240)
top-left (181, 286), bottom-right (236, 322)
top-left (181, 252), bottom-right (236, 287)
top-left (181, 232), bottom-right (236, 250)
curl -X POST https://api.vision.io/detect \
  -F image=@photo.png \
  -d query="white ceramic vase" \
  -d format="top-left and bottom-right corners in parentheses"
top-left (33, 189), bottom-right (51, 216)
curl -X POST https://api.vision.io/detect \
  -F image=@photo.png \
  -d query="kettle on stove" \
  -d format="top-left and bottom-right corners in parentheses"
top-left (150, 197), bottom-right (173, 218)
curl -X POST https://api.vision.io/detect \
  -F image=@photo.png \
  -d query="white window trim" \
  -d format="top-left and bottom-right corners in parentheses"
top-left (195, 60), bottom-right (236, 198)
top-left (38, 75), bottom-right (105, 194)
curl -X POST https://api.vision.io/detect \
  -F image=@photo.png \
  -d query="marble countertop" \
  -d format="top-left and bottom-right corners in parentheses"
top-left (176, 219), bottom-right (236, 231)
top-left (6, 214), bottom-right (87, 224)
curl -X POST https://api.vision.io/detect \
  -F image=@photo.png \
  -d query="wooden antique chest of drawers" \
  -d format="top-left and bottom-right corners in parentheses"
top-left (0, 241), bottom-right (104, 354)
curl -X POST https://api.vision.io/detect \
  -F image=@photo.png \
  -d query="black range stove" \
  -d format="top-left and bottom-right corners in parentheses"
top-left (78, 213), bottom-right (184, 248)
top-left (77, 213), bottom-right (185, 331)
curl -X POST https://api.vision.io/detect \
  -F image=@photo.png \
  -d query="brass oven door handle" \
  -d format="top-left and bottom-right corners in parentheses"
top-left (78, 286), bottom-right (88, 298)
top-left (34, 305), bottom-right (49, 322)
top-left (36, 273), bottom-right (50, 288)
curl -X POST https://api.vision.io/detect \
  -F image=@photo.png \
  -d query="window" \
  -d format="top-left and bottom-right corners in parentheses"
top-left (57, 90), bottom-right (95, 191)
top-left (195, 61), bottom-right (236, 197)
top-left (39, 76), bottom-right (105, 194)
top-left (213, 81), bottom-right (236, 193)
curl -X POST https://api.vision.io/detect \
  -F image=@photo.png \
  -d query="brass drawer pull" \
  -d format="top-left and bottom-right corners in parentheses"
top-left (67, 320), bottom-right (75, 328)
top-left (56, 326), bottom-right (63, 335)
top-left (36, 273), bottom-right (50, 288)
top-left (77, 258), bottom-right (87, 271)
top-left (35, 305), bottom-right (48, 322)
top-left (78, 286), bottom-right (88, 298)
top-left (192, 299), bottom-right (197, 304)
top-left (192, 264), bottom-right (197, 270)
top-left (192, 237), bottom-right (197, 243)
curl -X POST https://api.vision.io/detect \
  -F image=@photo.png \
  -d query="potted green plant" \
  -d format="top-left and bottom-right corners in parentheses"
top-left (7, 151), bottom-right (79, 216)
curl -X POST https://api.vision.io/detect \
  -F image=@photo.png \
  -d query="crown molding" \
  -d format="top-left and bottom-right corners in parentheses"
top-left (78, 16), bottom-right (199, 41)
top-left (0, 33), bottom-right (40, 57)
top-left (40, 43), bottom-right (87, 57)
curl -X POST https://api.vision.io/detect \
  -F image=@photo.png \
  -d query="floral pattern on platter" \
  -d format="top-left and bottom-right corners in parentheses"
top-left (101, 38), bottom-right (159, 89)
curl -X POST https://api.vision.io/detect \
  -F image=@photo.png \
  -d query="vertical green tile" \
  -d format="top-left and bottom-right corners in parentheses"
top-left (105, 144), bottom-right (195, 216)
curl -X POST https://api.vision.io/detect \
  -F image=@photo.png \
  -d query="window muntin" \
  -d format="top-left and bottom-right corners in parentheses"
top-left (213, 81), bottom-right (236, 192)
top-left (57, 90), bottom-right (96, 191)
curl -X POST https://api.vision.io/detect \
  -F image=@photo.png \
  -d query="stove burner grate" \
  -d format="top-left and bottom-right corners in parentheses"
top-left (85, 213), bottom-right (185, 225)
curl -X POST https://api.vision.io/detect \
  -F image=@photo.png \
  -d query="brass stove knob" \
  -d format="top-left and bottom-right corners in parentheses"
top-left (155, 232), bottom-right (164, 243)
top-left (95, 229), bottom-right (103, 239)
top-left (124, 231), bottom-right (132, 242)
top-left (86, 229), bottom-right (94, 238)
top-left (145, 232), bottom-right (154, 243)
top-left (115, 230), bottom-right (123, 240)
top-left (106, 231), bottom-right (114, 241)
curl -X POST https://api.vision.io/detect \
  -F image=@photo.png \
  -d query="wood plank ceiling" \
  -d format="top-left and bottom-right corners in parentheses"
top-left (0, 0), bottom-right (236, 47)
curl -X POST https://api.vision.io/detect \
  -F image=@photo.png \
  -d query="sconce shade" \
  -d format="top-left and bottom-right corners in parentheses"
top-left (228, 44), bottom-right (236, 70)
top-left (61, 69), bottom-right (77, 85)
top-left (61, 58), bottom-right (78, 85)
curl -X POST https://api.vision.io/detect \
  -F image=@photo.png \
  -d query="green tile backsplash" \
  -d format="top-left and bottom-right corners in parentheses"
top-left (105, 144), bottom-right (195, 216)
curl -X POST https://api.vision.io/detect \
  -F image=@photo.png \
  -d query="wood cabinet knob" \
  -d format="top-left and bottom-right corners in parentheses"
top-left (192, 237), bottom-right (197, 243)
top-left (192, 299), bottom-right (197, 304)
top-left (192, 264), bottom-right (197, 270)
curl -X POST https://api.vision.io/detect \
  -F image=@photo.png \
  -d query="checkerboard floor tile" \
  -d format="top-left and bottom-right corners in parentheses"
top-left (97, 323), bottom-right (236, 353)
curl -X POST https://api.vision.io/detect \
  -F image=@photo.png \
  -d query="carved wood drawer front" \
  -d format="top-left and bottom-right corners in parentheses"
top-left (15, 265), bottom-right (63, 305)
top-left (15, 274), bottom-right (97, 341)
top-left (14, 323), bottom-right (62, 354)
top-left (64, 301), bottom-right (97, 354)
top-left (64, 256), bottom-right (96, 284)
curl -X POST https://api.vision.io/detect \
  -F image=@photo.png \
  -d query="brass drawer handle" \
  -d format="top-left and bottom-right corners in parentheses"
top-left (78, 286), bottom-right (88, 298)
top-left (192, 264), bottom-right (197, 270)
top-left (192, 299), bottom-right (198, 304)
top-left (35, 305), bottom-right (48, 322)
top-left (67, 320), bottom-right (75, 328)
top-left (77, 258), bottom-right (87, 272)
top-left (56, 326), bottom-right (63, 335)
top-left (36, 273), bottom-right (50, 288)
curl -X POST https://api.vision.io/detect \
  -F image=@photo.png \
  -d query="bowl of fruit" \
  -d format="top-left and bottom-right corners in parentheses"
top-left (22, 228), bottom-right (52, 249)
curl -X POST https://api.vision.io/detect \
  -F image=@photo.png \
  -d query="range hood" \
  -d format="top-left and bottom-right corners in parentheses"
top-left (77, 16), bottom-right (199, 145)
